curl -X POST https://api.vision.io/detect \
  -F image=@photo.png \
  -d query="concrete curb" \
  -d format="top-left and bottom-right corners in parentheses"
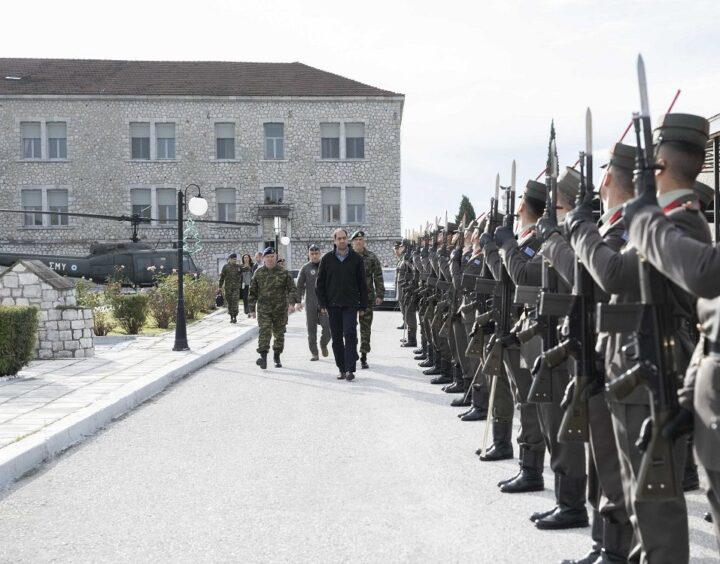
top-left (0, 324), bottom-right (258, 491)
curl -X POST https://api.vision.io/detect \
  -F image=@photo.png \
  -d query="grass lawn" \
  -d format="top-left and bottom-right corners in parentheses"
top-left (106, 309), bottom-right (216, 337)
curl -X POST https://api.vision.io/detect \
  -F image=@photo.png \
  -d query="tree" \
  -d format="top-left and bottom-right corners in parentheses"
top-left (455, 194), bottom-right (476, 226)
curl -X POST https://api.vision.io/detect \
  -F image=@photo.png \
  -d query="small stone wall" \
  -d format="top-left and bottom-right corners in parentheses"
top-left (0, 261), bottom-right (95, 359)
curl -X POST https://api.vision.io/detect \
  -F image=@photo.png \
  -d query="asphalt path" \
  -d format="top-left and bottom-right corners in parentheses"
top-left (0, 311), bottom-right (716, 563)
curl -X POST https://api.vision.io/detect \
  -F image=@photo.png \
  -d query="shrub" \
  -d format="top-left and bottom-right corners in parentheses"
top-left (111, 294), bottom-right (149, 335)
top-left (184, 274), bottom-right (215, 319)
top-left (147, 277), bottom-right (177, 329)
top-left (0, 306), bottom-right (39, 376)
top-left (93, 308), bottom-right (116, 336)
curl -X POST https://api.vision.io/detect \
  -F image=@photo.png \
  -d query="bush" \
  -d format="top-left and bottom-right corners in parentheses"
top-left (111, 294), bottom-right (149, 335)
top-left (184, 274), bottom-right (215, 320)
top-left (93, 308), bottom-right (116, 336)
top-left (147, 276), bottom-right (177, 329)
top-left (0, 306), bottom-right (39, 376)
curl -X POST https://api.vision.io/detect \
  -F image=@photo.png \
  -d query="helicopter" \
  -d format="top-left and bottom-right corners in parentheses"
top-left (0, 209), bottom-right (257, 286)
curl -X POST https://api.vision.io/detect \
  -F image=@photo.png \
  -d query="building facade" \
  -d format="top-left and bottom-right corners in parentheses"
top-left (0, 59), bottom-right (404, 276)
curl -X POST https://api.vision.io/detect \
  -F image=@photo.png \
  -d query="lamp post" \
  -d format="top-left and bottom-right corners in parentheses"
top-left (173, 183), bottom-right (208, 351)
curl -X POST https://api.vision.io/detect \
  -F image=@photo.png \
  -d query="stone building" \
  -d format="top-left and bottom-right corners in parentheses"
top-left (0, 59), bottom-right (404, 275)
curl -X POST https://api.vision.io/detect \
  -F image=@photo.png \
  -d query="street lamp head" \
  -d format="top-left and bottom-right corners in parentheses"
top-left (188, 196), bottom-right (208, 217)
top-left (280, 236), bottom-right (290, 246)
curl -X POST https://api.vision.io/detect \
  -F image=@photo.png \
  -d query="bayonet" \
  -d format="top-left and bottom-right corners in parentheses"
top-left (638, 54), bottom-right (650, 118)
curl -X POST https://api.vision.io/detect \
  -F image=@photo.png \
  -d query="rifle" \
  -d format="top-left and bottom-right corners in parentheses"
top-left (528, 125), bottom-right (560, 403)
top-left (481, 161), bottom-right (517, 456)
top-left (544, 108), bottom-right (597, 443)
top-left (604, 55), bottom-right (681, 501)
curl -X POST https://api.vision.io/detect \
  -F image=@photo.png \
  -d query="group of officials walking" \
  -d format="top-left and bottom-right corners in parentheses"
top-left (395, 108), bottom-right (719, 563)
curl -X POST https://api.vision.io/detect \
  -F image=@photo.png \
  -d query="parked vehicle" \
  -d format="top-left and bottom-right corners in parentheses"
top-left (377, 268), bottom-right (399, 311)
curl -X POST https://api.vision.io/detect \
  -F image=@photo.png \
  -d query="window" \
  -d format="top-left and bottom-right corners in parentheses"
top-left (264, 187), bottom-right (284, 205)
top-left (215, 123), bottom-right (235, 160)
top-left (131, 188), bottom-right (152, 219)
top-left (216, 188), bottom-right (236, 221)
top-left (21, 122), bottom-right (41, 159)
top-left (346, 186), bottom-right (366, 223)
top-left (264, 123), bottom-right (284, 160)
top-left (22, 189), bottom-right (43, 225)
top-left (155, 123), bottom-right (176, 160)
top-left (320, 123), bottom-right (340, 159)
top-left (346, 123), bottom-right (365, 159)
top-left (47, 122), bottom-right (67, 159)
top-left (321, 187), bottom-right (341, 223)
top-left (130, 122), bottom-right (151, 160)
top-left (21, 187), bottom-right (68, 227)
top-left (47, 189), bottom-right (68, 225)
top-left (156, 188), bottom-right (177, 224)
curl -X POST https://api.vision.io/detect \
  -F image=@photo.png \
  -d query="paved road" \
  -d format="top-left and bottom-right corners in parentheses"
top-left (0, 311), bottom-right (716, 563)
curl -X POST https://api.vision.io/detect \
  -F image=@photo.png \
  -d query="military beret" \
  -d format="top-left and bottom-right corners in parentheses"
top-left (653, 113), bottom-right (709, 152)
top-left (228, 252), bottom-right (237, 259)
top-left (524, 180), bottom-right (547, 202)
top-left (351, 230), bottom-right (366, 240)
top-left (308, 244), bottom-right (320, 252)
top-left (262, 247), bottom-right (276, 256)
top-left (393, 240), bottom-right (402, 248)
top-left (693, 181), bottom-right (714, 208)
top-left (601, 142), bottom-right (636, 173)
top-left (557, 167), bottom-right (581, 202)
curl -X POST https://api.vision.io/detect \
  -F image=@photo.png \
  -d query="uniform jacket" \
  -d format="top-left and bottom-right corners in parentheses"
top-left (357, 248), bottom-right (385, 302)
top-left (219, 262), bottom-right (242, 290)
top-left (629, 205), bottom-right (719, 469)
top-left (248, 265), bottom-right (298, 313)
top-left (296, 261), bottom-right (322, 309)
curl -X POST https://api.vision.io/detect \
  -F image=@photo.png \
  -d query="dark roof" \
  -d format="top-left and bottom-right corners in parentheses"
top-left (1, 260), bottom-right (75, 290)
top-left (0, 58), bottom-right (401, 98)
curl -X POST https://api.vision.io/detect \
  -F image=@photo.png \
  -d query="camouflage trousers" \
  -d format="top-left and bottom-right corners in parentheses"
top-left (224, 286), bottom-right (240, 317)
top-left (257, 307), bottom-right (288, 353)
top-left (359, 308), bottom-right (374, 354)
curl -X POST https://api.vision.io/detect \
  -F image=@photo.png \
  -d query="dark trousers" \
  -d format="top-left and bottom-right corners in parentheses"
top-left (241, 285), bottom-right (250, 314)
top-left (328, 307), bottom-right (359, 373)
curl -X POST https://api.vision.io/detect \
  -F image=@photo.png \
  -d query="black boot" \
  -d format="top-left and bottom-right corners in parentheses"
top-left (274, 352), bottom-right (282, 368)
top-left (478, 421), bottom-right (514, 461)
top-left (559, 551), bottom-right (601, 564)
top-left (683, 439), bottom-right (700, 491)
top-left (430, 358), bottom-right (453, 384)
top-left (705, 512), bottom-right (714, 523)
top-left (397, 323), bottom-right (406, 330)
top-left (535, 475), bottom-right (589, 530)
top-left (418, 347), bottom-right (434, 368)
top-left (414, 350), bottom-right (427, 361)
top-left (599, 521), bottom-right (634, 563)
top-left (424, 353), bottom-right (444, 376)
top-left (360, 353), bottom-right (369, 369)
top-left (451, 379), bottom-right (472, 407)
top-left (500, 448), bottom-right (544, 493)
top-left (460, 384), bottom-right (488, 421)
top-left (401, 329), bottom-right (417, 347)
top-left (256, 351), bottom-right (268, 370)
top-left (443, 364), bottom-right (465, 393)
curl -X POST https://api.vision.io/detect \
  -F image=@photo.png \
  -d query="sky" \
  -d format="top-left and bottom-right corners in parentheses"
top-left (3, 0), bottom-right (720, 232)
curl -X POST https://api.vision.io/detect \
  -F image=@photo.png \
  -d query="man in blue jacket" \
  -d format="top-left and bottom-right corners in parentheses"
top-left (316, 228), bottom-right (368, 381)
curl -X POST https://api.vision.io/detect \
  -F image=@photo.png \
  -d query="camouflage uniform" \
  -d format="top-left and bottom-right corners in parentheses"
top-left (248, 265), bottom-right (299, 353)
top-left (219, 261), bottom-right (242, 318)
top-left (357, 248), bottom-right (385, 354)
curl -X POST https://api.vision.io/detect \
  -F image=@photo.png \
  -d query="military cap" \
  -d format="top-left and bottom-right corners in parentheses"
top-left (308, 244), bottom-right (320, 252)
top-left (393, 240), bottom-right (403, 248)
top-left (557, 167), bottom-right (581, 202)
top-left (601, 142), bottom-right (636, 173)
top-left (446, 222), bottom-right (458, 233)
top-left (228, 252), bottom-right (237, 259)
top-left (523, 180), bottom-right (547, 202)
top-left (350, 230), bottom-right (366, 240)
top-left (653, 113), bottom-right (709, 152)
top-left (693, 181), bottom-right (714, 209)
top-left (262, 246), bottom-right (276, 256)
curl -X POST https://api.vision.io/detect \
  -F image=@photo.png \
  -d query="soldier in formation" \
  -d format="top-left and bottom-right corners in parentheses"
top-left (396, 92), bottom-right (718, 561)
top-left (218, 252), bottom-right (242, 323)
top-left (248, 247), bottom-right (299, 369)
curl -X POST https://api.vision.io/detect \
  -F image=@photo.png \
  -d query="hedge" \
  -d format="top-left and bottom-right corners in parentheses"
top-left (0, 306), bottom-right (39, 376)
top-left (111, 294), bottom-right (149, 335)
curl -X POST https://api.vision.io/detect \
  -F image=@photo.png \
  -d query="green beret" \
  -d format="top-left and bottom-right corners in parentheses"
top-left (693, 181), bottom-right (714, 208)
top-left (653, 113), bottom-right (709, 152)
top-left (601, 142), bottom-right (636, 173)
top-left (351, 230), bottom-right (366, 240)
top-left (524, 180), bottom-right (547, 202)
top-left (557, 167), bottom-right (581, 202)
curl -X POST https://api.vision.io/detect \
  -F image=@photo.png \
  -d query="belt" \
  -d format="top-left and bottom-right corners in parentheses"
top-left (704, 338), bottom-right (720, 356)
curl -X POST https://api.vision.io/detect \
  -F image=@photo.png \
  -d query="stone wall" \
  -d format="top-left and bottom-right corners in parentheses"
top-left (0, 96), bottom-right (403, 274)
top-left (0, 262), bottom-right (94, 359)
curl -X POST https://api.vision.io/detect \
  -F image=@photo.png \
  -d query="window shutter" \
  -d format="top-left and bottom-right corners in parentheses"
top-left (157, 188), bottom-right (176, 205)
top-left (216, 188), bottom-right (235, 204)
top-left (21, 122), bottom-right (41, 137)
top-left (47, 189), bottom-right (68, 207)
top-left (320, 123), bottom-right (340, 137)
top-left (47, 122), bottom-right (66, 138)
top-left (321, 187), bottom-right (341, 205)
top-left (155, 123), bottom-right (175, 138)
top-left (215, 123), bottom-right (234, 138)
top-left (346, 187), bottom-right (365, 204)
top-left (345, 123), bottom-right (364, 138)
top-left (22, 190), bottom-right (42, 207)
top-left (130, 122), bottom-right (150, 137)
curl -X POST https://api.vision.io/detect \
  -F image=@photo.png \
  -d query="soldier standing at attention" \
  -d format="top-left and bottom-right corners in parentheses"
top-left (248, 247), bottom-right (299, 369)
top-left (296, 244), bottom-right (331, 361)
top-left (350, 231), bottom-right (385, 370)
top-left (218, 252), bottom-right (241, 323)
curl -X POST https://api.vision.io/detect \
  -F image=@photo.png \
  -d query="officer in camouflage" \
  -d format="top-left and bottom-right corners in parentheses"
top-left (351, 230), bottom-right (385, 369)
top-left (248, 247), bottom-right (299, 369)
top-left (218, 252), bottom-right (242, 323)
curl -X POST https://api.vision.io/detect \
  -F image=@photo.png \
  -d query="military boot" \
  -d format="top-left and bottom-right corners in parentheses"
top-left (413, 337), bottom-right (426, 356)
top-left (418, 347), bottom-right (434, 368)
top-left (423, 352), bottom-right (443, 376)
top-left (460, 384), bottom-right (488, 421)
top-left (396, 322), bottom-right (406, 330)
top-left (360, 353), bottom-right (369, 369)
top-left (478, 421), bottom-right (513, 461)
top-left (430, 358), bottom-right (453, 384)
top-left (256, 351), bottom-right (268, 370)
top-left (500, 448), bottom-right (544, 493)
top-left (597, 521), bottom-right (633, 563)
top-left (401, 329), bottom-right (417, 348)
top-left (683, 442), bottom-right (700, 491)
top-left (535, 475), bottom-right (589, 530)
top-left (414, 347), bottom-right (427, 361)
top-left (442, 363), bottom-right (465, 393)
top-left (274, 352), bottom-right (282, 368)
top-left (451, 379), bottom-right (472, 407)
